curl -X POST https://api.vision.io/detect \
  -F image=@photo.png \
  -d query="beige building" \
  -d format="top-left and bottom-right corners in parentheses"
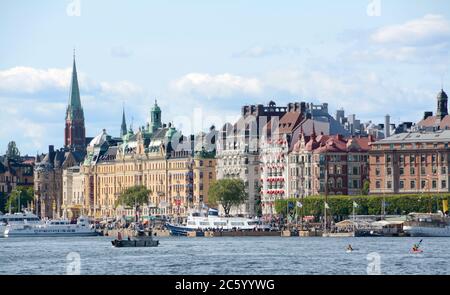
top-left (62, 166), bottom-right (84, 219)
top-left (79, 102), bottom-right (218, 219)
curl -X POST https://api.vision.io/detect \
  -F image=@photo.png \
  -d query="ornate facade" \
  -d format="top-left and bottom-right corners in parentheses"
top-left (80, 102), bottom-right (218, 219)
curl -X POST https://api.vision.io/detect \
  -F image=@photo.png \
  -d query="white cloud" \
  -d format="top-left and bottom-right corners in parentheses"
top-left (232, 45), bottom-right (304, 58)
top-left (0, 67), bottom-right (71, 94)
top-left (171, 73), bottom-right (263, 98)
top-left (371, 14), bottom-right (450, 46)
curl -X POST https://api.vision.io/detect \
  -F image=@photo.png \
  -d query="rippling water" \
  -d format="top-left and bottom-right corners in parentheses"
top-left (0, 236), bottom-right (449, 275)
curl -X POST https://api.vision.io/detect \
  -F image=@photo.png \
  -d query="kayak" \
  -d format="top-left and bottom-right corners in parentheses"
top-left (410, 249), bottom-right (423, 254)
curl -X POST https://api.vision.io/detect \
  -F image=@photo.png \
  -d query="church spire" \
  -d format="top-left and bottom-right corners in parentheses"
top-left (65, 51), bottom-right (86, 152)
top-left (68, 51), bottom-right (82, 111)
top-left (120, 104), bottom-right (127, 137)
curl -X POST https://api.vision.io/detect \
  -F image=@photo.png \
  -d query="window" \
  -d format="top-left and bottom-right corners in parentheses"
top-left (432, 180), bottom-right (437, 189)
top-left (421, 166), bottom-right (426, 175)
top-left (410, 181), bottom-right (416, 189)
top-left (387, 181), bottom-right (392, 189)
top-left (421, 180), bottom-right (426, 189)
top-left (386, 155), bottom-right (392, 163)
top-left (375, 181), bottom-right (381, 189)
top-left (399, 168), bottom-right (404, 175)
top-left (410, 155), bottom-right (416, 163)
top-left (442, 180), bottom-right (447, 189)
top-left (375, 168), bottom-right (381, 176)
top-left (399, 180), bottom-right (404, 189)
top-left (410, 167), bottom-right (415, 176)
top-left (399, 155), bottom-right (405, 165)
top-left (441, 166), bottom-right (446, 175)
top-left (376, 156), bottom-right (380, 163)
top-left (387, 167), bottom-right (392, 176)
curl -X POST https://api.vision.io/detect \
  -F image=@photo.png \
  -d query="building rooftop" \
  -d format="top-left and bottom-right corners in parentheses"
top-left (373, 130), bottom-right (450, 144)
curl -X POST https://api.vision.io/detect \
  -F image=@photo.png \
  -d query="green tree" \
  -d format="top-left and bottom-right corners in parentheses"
top-left (361, 180), bottom-right (370, 195)
top-left (208, 179), bottom-right (246, 215)
top-left (5, 186), bottom-right (34, 213)
top-left (5, 141), bottom-right (20, 160)
top-left (115, 185), bottom-right (151, 221)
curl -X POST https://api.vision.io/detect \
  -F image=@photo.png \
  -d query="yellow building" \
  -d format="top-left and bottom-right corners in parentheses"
top-left (79, 106), bottom-right (218, 220)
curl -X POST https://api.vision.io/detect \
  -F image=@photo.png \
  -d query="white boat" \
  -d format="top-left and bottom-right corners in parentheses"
top-left (0, 211), bottom-right (42, 237)
top-left (166, 208), bottom-right (260, 236)
top-left (403, 213), bottom-right (450, 237)
top-left (4, 216), bottom-right (98, 237)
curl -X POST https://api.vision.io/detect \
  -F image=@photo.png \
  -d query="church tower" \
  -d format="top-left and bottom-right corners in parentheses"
top-left (437, 89), bottom-right (448, 120)
top-left (64, 52), bottom-right (86, 151)
top-left (120, 106), bottom-right (127, 137)
top-left (149, 100), bottom-right (162, 134)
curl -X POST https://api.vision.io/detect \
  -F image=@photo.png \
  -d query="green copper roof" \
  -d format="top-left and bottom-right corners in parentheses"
top-left (151, 99), bottom-right (161, 113)
top-left (66, 54), bottom-right (84, 121)
top-left (69, 57), bottom-right (82, 109)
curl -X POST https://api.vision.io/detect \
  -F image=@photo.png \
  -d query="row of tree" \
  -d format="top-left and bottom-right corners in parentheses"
top-left (275, 194), bottom-right (450, 220)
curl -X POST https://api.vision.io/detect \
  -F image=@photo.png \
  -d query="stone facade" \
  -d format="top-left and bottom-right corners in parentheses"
top-left (369, 130), bottom-right (450, 194)
top-left (62, 166), bottom-right (85, 219)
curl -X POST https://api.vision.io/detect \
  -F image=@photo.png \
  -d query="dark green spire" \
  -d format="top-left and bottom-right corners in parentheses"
top-left (120, 106), bottom-right (127, 137)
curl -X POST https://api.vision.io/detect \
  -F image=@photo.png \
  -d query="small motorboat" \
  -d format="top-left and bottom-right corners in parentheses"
top-left (112, 229), bottom-right (159, 248)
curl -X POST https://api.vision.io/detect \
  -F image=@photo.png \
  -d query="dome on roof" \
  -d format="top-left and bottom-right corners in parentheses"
top-left (151, 100), bottom-right (161, 112)
top-left (89, 129), bottom-right (108, 147)
top-left (438, 89), bottom-right (448, 100)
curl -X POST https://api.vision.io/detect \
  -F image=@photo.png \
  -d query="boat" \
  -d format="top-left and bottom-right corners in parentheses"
top-left (166, 208), bottom-right (260, 236)
top-left (403, 213), bottom-right (450, 237)
top-left (3, 216), bottom-right (98, 237)
top-left (111, 229), bottom-right (159, 247)
top-left (410, 249), bottom-right (423, 254)
top-left (0, 211), bottom-right (42, 237)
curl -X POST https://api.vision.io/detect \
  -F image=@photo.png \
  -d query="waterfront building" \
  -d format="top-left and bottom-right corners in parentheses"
top-left (35, 145), bottom-right (84, 218)
top-left (369, 130), bottom-right (450, 194)
top-left (284, 131), bottom-right (371, 215)
top-left (62, 166), bottom-right (84, 219)
top-left (80, 102), bottom-right (217, 219)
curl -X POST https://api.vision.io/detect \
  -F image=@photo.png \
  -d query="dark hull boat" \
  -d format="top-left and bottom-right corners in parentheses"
top-left (111, 238), bottom-right (159, 247)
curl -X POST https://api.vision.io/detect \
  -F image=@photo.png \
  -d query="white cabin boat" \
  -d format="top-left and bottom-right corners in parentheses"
top-left (4, 216), bottom-right (98, 237)
top-left (166, 208), bottom-right (260, 235)
top-left (403, 213), bottom-right (450, 237)
top-left (0, 211), bottom-right (41, 237)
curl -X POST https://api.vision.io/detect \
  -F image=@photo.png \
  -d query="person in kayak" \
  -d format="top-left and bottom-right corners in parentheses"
top-left (346, 244), bottom-right (353, 251)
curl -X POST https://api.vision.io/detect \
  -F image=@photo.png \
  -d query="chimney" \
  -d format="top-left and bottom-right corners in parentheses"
top-left (384, 114), bottom-right (391, 138)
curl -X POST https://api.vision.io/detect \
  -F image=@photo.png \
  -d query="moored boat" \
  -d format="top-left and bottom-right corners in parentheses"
top-left (0, 211), bottom-right (42, 237)
top-left (4, 216), bottom-right (98, 237)
top-left (403, 213), bottom-right (450, 237)
top-left (166, 208), bottom-right (260, 236)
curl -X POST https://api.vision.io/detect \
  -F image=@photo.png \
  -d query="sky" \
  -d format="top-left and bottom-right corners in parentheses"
top-left (1, 0), bottom-right (450, 155)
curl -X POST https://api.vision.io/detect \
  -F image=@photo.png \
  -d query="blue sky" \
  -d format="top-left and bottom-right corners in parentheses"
top-left (1, 0), bottom-right (450, 155)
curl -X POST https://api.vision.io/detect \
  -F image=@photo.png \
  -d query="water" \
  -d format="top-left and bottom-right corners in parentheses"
top-left (0, 236), bottom-right (449, 275)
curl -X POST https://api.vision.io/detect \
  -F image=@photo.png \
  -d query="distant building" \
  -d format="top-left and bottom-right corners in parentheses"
top-left (369, 130), bottom-right (450, 194)
top-left (417, 89), bottom-right (450, 131)
top-left (0, 156), bottom-right (34, 208)
top-left (286, 132), bottom-right (372, 203)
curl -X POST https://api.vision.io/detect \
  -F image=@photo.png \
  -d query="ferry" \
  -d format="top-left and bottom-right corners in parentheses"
top-left (165, 208), bottom-right (260, 236)
top-left (403, 213), bottom-right (450, 237)
top-left (4, 216), bottom-right (98, 237)
top-left (0, 211), bottom-right (42, 237)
